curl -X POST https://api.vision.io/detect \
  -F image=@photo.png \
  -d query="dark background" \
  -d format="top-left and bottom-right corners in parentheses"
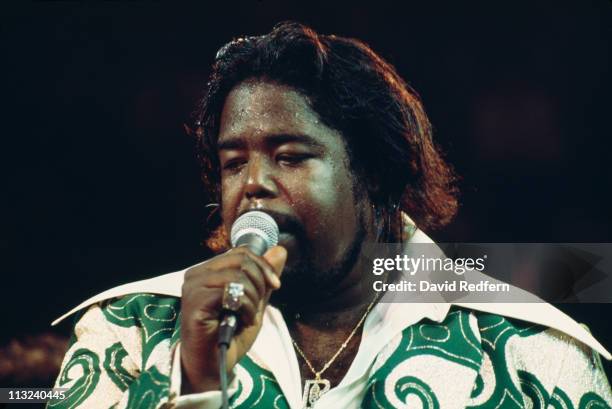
top-left (1, 0), bottom-right (611, 386)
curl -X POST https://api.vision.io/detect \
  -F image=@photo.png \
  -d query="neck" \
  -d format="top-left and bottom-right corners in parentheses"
top-left (278, 254), bottom-right (380, 329)
top-left (285, 286), bottom-right (376, 390)
top-left (286, 299), bottom-right (371, 331)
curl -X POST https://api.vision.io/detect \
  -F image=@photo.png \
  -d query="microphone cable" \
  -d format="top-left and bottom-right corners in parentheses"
top-left (219, 344), bottom-right (229, 409)
top-left (218, 314), bottom-right (237, 409)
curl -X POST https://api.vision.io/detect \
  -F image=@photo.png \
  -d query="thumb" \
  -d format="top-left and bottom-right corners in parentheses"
top-left (263, 246), bottom-right (287, 279)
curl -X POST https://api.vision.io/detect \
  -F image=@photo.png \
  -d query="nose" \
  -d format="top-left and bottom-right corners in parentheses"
top-left (243, 155), bottom-right (278, 200)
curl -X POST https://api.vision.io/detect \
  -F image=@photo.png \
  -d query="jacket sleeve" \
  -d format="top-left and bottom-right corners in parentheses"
top-left (171, 343), bottom-right (240, 409)
top-left (47, 302), bottom-right (176, 409)
top-left (47, 295), bottom-right (235, 409)
top-left (469, 311), bottom-right (611, 409)
top-left (547, 331), bottom-right (612, 408)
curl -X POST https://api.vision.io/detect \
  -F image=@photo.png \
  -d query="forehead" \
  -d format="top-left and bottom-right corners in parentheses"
top-left (218, 80), bottom-right (342, 145)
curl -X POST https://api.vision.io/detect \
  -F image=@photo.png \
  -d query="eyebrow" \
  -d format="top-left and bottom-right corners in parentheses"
top-left (217, 133), bottom-right (326, 151)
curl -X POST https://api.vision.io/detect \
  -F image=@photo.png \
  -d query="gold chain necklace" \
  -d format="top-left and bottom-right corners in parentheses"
top-left (291, 297), bottom-right (378, 409)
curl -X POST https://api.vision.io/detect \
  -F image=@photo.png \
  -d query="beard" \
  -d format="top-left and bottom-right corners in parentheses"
top-left (269, 215), bottom-right (368, 310)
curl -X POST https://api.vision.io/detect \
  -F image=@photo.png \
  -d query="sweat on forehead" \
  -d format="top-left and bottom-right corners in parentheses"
top-left (218, 79), bottom-right (326, 142)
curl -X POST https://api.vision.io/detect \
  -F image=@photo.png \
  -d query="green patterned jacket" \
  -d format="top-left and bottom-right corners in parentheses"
top-left (49, 225), bottom-right (611, 408)
top-left (49, 275), bottom-right (611, 409)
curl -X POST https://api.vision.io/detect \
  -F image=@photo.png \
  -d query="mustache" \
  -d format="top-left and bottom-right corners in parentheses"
top-left (237, 208), bottom-right (307, 241)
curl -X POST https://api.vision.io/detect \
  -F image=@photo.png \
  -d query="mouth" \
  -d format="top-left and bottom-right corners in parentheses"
top-left (234, 207), bottom-right (307, 258)
top-left (237, 208), bottom-right (302, 236)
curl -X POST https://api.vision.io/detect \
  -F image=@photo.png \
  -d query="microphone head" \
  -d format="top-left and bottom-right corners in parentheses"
top-left (230, 210), bottom-right (279, 250)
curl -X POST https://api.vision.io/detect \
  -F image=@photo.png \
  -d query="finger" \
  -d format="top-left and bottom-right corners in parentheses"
top-left (237, 297), bottom-right (257, 327)
top-left (263, 246), bottom-right (287, 285)
top-left (183, 246), bottom-right (284, 294)
top-left (235, 246), bottom-right (284, 290)
top-left (261, 246), bottom-right (288, 306)
top-left (185, 286), bottom-right (257, 329)
top-left (198, 269), bottom-right (261, 310)
top-left (236, 255), bottom-right (267, 299)
top-left (183, 287), bottom-right (223, 322)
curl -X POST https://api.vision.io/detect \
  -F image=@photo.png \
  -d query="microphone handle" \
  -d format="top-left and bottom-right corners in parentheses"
top-left (218, 230), bottom-right (273, 409)
top-left (234, 233), bottom-right (269, 256)
top-left (218, 233), bottom-right (270, 347)
top-left (218, 315), bottom-right (238, 347)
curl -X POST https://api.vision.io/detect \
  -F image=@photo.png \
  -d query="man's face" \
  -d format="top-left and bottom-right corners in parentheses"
top-left (217, 80), bottom-right (374, 302)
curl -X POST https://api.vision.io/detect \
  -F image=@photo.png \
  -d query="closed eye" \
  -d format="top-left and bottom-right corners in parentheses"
top-left (276, 153), bottom-right (314, 166)
top-left (222, 159), bottom-right (247, 172)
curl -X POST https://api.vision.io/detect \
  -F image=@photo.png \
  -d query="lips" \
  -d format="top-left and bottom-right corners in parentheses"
top-left (233, 206), bottom-right (306, 257)
top-left (237, 208), bottom-right (298, 233)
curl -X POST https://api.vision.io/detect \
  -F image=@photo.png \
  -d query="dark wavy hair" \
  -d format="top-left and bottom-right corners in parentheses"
top-left (192, 22), bottom-right (458, 249)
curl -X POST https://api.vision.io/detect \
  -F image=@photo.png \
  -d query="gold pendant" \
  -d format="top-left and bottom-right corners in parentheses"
top-left (302, 378), bottom-right (331, 408)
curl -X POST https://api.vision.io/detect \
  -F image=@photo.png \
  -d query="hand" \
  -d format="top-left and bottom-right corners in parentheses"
top-left (180, 245), bottom-right (287, 393)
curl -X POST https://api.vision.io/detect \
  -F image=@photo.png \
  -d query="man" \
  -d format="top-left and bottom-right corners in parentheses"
top-left (50, 22), bottom-right (611, 408)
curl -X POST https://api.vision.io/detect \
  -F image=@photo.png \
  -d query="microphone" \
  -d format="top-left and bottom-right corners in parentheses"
top-left (218, 211), bottom-right (279, 409)
top-left (218, 211), bottom-right (279, 346)
top-left (230, 210), bottom-right (279, 256)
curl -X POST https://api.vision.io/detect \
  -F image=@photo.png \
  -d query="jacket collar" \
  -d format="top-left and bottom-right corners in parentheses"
top-left (53, 229), bottom-right (611, 361)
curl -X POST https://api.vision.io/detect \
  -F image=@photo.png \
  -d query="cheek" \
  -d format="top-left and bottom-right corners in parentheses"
top-left (292, 163), bottom-right (358, 239)
top-left (220, 175), bottom-right (242, 225)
